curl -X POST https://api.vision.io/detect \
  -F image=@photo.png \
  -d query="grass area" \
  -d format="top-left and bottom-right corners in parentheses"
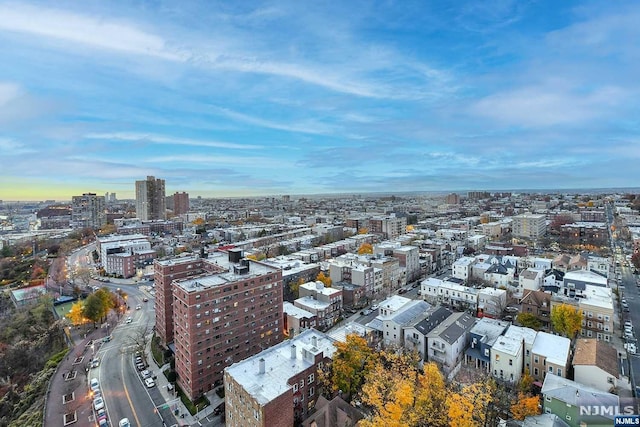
top-left (53, 301), bottom-right (75, 319)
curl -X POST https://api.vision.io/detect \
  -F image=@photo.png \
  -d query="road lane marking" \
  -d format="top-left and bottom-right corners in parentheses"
top-left (121, 352), bottom-right (143, 427)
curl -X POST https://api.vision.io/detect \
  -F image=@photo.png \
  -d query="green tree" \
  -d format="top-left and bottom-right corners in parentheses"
top-left (516, 312), bottom-right (543, 330)
top-left (82, 294), bottom-right (103, 326)
top-left (551, 303), bottom-right (582, 338)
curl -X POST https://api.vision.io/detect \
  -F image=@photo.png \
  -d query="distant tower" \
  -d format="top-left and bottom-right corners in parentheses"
top-left (135, 176), bottom-right (166, 220)
top-left (173, 192), bottom-right (190, 216)
top-left (71, 193), bottom-right (106, 229)
top-left (445, 193), bottom-right (460, 205)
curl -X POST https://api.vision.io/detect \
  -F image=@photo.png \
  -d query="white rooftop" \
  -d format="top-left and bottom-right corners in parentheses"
top-left (283, 302), bottom-right (315, 319)
top-left (295, 296), bottom-right (331, 311)
top-left (173, 252), bottom-right (278, 293)
top-left (532, 332), bottom-right (571, 366)
top-left (98, 233), bottom-right (147, 243)
top-left (504, 325), bottom-right (538, 346)
top-left (225, 329), bottom-right (336, 405)
top-left (378, 295), bottom-right (412, 313)
top-left (492, 335), bottom-right (522, 357)
top-left (300, 281), bottom-right (341, 296)
top-left (453, 256), bottom-right (475, 267)
top-left (327, 322), bottom-right (371, 343)
top-left (564, 269), bottom-right (608, 286)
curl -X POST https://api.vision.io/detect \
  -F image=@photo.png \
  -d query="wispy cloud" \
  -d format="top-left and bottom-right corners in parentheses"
top-left (85, 132), bottom-right (262, 150)
top-left (209, 107), bottom-right (337, 136)
top-left (142, 154), bottom-right (285, 168)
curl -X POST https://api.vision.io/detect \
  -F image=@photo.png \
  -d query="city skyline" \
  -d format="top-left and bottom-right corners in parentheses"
top-left (1, 1), bottom-right (639, 201)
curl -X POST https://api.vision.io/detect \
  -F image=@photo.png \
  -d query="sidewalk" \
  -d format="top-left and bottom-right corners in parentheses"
top-left (145, 344), bottom-right (223, 427)
top-left (44, 321), bottom-right (111, 427)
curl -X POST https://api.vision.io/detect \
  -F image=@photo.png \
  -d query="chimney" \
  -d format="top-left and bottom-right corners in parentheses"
top-left (311, 336), bottom-right (317, 347)
top-left (316, 281), bottom-right (323, 290)
top-left (291, 345), bottom-right (297, 359)
top-left (259, 358), bottom-right (265, 374)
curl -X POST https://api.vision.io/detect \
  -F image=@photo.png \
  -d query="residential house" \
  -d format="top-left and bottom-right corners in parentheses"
top-left (572, 338), bottom-right (619, 392)
top-left (402, 306), bottom-right (453, 359)
top-left (427, 312), bottom-right (476, 375)
top-left (541, 374), bottom-right (618, 427)
top-left (380, 300), bottom-right (431, 348)
top-left (531, 332), bottom-right (571, 382)
top-left (420, 277), bottom-right (478, 312)
top-left (465, 317), bottom-right (510, 372)
top-left (552, 285), bottom-right (614, 342)
top-left (503, 325), bottom-right (537, 377)
top-left (520, 268), bottom-right (544, 292)
top-left (490, 335), bottom-right (523, 383)
top-left (477, 287), bottom-right (507, 318)
top-left (283, 302), bottom-right (317, 337)
top-left (452, 256), bottom-right (475, 282)
top-left (520, 290), bottom-right (552, 330)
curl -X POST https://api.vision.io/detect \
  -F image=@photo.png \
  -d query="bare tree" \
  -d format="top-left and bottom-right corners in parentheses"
top-left (122, 323), bottom-right (154, 363)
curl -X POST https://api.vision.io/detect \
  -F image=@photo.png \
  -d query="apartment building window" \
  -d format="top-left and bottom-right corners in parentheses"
top-left (300, 379), bottom-right (304, 388)
top-left (534, 368), bottom-right (539, 376)
top-left (309, 387), bottom-right (314, 397)
top-left (509, 359), bottom-right (513, 366)
top-left (308, 373), bottom-right (314, 384)
top-left (293, 383), bottom-right (298, 393)
top-left (557, 368), bottom-right (562, 376)
top-left (534, 356), bottom-right (539, 364)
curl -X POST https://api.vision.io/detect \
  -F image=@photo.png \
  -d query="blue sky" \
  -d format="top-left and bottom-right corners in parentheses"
top-left (0, 0), bottom-right (638, 200)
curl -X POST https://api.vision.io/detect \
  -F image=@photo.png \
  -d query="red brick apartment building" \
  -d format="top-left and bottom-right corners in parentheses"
top-left (224, 329), bottom-right (336, 427)
top-left (154, 255), bottom-right (223, 346)
top-left (166, 249), bottom-right (284, 401)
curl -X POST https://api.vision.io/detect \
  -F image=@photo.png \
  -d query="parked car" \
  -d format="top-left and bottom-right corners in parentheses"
top-left (360, 309), bottom-right (372, 316)
top-left (135, 305), bottom-right (142, 310)
top-left (90, 378), bottom-right (100, 393)
top-left (626, 342), bottom-right (637, 354)
top-left (213, 402), bottom-right (225, 415)
top-left (93, 397), bottom-right (105, 411)
top-left (119, 418), bottom-right (131, 427)
top-left (141, 370), bottom-right (151, 379)
top-left (144, 378), bottom-right (156, 388)
top-left (142, 297), bottom-right (149, 302)
top-left (125, 316), bottom-right (132, 323)
top-left (371, 304), bottom-right (379, 310)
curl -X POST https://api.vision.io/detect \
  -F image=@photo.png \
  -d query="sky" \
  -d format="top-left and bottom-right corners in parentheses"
top-left (0, 0), bottom-right (639, 201)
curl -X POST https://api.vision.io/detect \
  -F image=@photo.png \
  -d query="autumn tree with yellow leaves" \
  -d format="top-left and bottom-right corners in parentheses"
top-left (446, 381), bottom-right (495, 427)
top-left (358, 243), bottom-right (373, 255)
top-left (66, 301), bottom-right (88, 325)
top-left (551, 303), bottom-right (582, 338)
top-left (328, 334), bottom-right (378, 399)
top-left (511, 392), bottom-right (541, 420)
top-left (316, 271), bottom-right (332, 287)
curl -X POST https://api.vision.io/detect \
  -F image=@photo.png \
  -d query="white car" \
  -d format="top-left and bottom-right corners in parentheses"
top-left (145, 377), bottom-right (156, 388)
top-left (90, 378), bottom-right (100, 393)
top-left (93, 397), bottom-right (105, 411)
top-left (141, 369), bottom-right (151, 379)
top-left (125, 316), bottom-right (132, 324)
top-left (626, 342), bottom-right (637, 354)
top-left (119, 418), bottom-right (131, 427)
top-left (135, 305), bottom-right (142, 310)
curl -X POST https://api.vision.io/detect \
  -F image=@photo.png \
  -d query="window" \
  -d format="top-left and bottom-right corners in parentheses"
top-left (548, 366), bottom-right (553, 372)
top-left (484, 349), bottom-right (489, 357)
top-left (534, 368), bottom-right (539, 376)
top-left (309, 387), bottom-right (314, 397)
top-left (545, 396), bottom-right (552, 402)
top-left (557, 368), bottom-right (562, 376)
top-left (308, 373), bottom-right (314, 383)
top-left (293, 383), bottom-right (298, 393)
top-left (300, 379), bottom-right (304, 388)
top-left (534, 356), bottom-right (539, 363)
top-left (509, 359), bottom-right (513, 366)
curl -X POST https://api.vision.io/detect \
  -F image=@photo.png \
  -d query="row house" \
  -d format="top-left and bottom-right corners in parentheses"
top-left (403, 306), bottom-right (453, 360)
top-left (530, 332), bottom-right (571, 382)
top-left (298, 281), bottom-right (343, 320)
top-left (381, 300), bottom-right (432, 348)
top-left (503, 325), bottom-right (538, 381)
top-left (561, 269), bottom-right (608, 297)
top-left (541, 374), bottom-right (618, 427)
top-left (420, 277), bottom-right (478, 312)
top-left (477, 287), bottom-right (507, 318)
top-left (426, 312), bottom-right (477, 375)
top-left (452, 256), bottom-right (475, 282)
top-left (520, 268), bottom-right (544, 292)
top-left (465, 318), bottom-right (510, 372)
top-left (283, 302), bottom-right (317, 337)
top-left (552, 285), bottom-right (614, 342)
top-left (572, 338), bottom-right (619, 393)
top-left (520, 290), bottom-right (552, 331)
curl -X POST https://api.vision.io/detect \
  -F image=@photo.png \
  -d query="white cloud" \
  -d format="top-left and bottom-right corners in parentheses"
top-left (210, 107), bottom-right (337, 136)
top-left (0, 3), bottom-right (185, 61)
top-left (0, 137), bottom-right (35, 154)
top-left (0, 82), bottom-right (21, 106)
top-left (142, 154), bottom-right (285, 168)
top-left (470, 84), bottom-right (627, 127)
top-left (85, 132), bottom-right (262, 150)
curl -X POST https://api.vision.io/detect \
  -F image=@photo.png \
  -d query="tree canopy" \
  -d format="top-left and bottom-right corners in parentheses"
top-left (551, 303), bottom-right (582, 338)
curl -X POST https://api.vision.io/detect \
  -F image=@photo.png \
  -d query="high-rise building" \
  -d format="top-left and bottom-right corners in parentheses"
top-left (154, 255), bottom-right (218, 346)
top-left (135, 176), bottom-right (166, 220)
top-left (173, 191), bottom-right (190, 216)
top-left (512, 213), bottom-right (547, 239)
top-left (71, 192), bottom-right (106, 229)
top-left (168, 249), bottom-right (284, 401)
top-left (445, 193), bottom-right (460, 204)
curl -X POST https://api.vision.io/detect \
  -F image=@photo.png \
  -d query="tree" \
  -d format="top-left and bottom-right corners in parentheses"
top-left (517, 372), bottom-right (535, 395)
top-left (329, 334), bottom-right (377, 399)
top-left (358, 243), bottom-right (373, 255)
top-left (82, 294), bottom-right (103, 327)
top-left (316, 271), bottom-right (332, 287)
top-left (632, 252), bottom-right (640, 270)
top-left (551, 303), bottom-right (582, 338)
top-left (408, 362), bottom-right (448, 427)
top-left (446, 381), bottom-right (494, 427)
top-left (511, 393), bottom-right (541, 420)
top-left (289, 277), bottom-right (305, 299)
top-left (359, 363), bottom-right (415, 427)
top-left (516, 312), bottom-right (543, 330)
top-left (76, 267), bottom-right (92, 287)
top-left (66, 301), bottom-right (88, 326)
top-left (358, 228), bottom-right (369, 234)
